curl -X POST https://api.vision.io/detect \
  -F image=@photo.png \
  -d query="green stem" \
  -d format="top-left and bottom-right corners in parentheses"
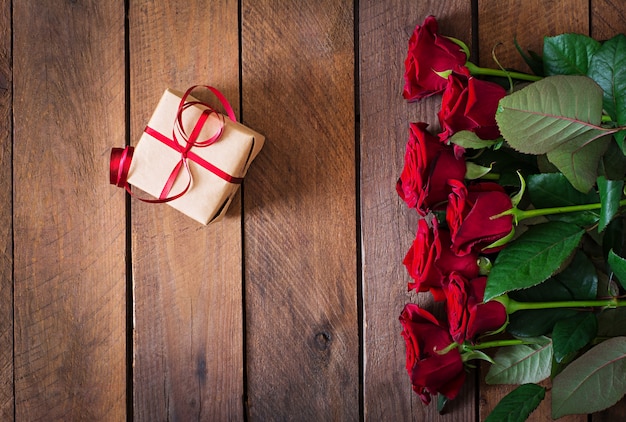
top-left (468, 339), bottom-right (530, 350)
top-left (506, 297), bottom-right (626, 314)
top-left (492, 198), bottom-right (626, 223)
top-left (516, 199), bottom-right (626, 221)
top-left (466, 62), bottom-right (542, 82)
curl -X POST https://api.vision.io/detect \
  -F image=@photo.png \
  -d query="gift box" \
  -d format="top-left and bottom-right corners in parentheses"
top-left (122, 87), bottom-right (264, 224)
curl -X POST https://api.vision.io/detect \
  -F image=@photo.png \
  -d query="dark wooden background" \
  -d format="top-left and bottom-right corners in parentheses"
top-left (2, 0), bottom-right (625, 420)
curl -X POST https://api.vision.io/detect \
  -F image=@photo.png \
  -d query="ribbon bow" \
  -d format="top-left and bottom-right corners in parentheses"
top-left (110, 85), bottom-right (241, 203)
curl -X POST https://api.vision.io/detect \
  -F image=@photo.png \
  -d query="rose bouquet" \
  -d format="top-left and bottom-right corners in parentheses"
top-left (397, 16), bottom-right (626, 420)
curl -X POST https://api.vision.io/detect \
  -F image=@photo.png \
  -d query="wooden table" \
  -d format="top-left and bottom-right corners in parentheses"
top-left (2, 0), bottom-right (625, 420)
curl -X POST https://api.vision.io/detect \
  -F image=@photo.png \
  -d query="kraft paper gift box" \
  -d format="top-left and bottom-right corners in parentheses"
top-left (126, 88), bottom-right (265, 225)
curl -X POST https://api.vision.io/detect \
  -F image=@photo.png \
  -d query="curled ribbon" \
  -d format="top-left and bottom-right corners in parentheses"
top-left (109, 85), bottom-right (242, 203)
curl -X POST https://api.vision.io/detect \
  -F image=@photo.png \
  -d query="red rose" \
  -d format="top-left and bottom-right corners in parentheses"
top-left (404, 218), bottom-right (479, 300)
top-left (444, 274), bottom-right (508, 343)
top-left (400, 303), bottom-right (466, 404)
top-left (403, 16), bottom-right (468, 101)
top-left (438, 68), bottom-right (506, 142)
top-left (396, 122), bottom-right (466, 215)
top-left (446, 180), bottom-right (514, 255)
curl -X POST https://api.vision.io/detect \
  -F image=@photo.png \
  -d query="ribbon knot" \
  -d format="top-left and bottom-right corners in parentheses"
top-left (109, 85), bottom-right (242, 203)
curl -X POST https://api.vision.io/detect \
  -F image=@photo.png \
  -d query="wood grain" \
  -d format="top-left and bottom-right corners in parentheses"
top-left (477, 1), bottom-right (590, 420)
top-left (128, 1), bottom-right (244, 420)
top-left (241, 1), bottom-right (359, 419)
top-left (12, 1), bottom-right (127, 420)
top-left (359, 1), bottom-right (476, 420)
top-left (129, 1), bottom-right (243, 421)
top-left (591, 0), bottom-right (626, 41)
top-left (0, 0), bottom-right (12, 418)
top-left (478, 0), bottom-right (588, 72)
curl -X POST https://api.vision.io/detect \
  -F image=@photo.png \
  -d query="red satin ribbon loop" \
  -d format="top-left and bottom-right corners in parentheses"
top-left (110, 146), bottom-right (134, 188)
top-left (109, 86), bottom-right (242, 203)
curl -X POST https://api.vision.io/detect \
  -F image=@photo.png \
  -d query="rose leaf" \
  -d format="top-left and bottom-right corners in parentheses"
top-left (552, 313), bottom-right (598, 363)
top-left (543, 33), bottom-right (601, 76)
top-left (484, 383), bottom-right (546, 422)
top-left (552, 337), bottom-right (626, 418)
top-left (496, 75), bottom-right (616, 192)
top-left (485, 336), bottom-right (552, 385)
top-left (484, 221), bottom-right (584, 301)
top-left (587, 34), bottom-right (626, 128)
top-left (545, 133), bottom-right (611, 193)
top-left (449, 130), bottom-right (500, 149)
top-left (506, 309), bottom-right (577, 337)
top-left (597, 176), bottom-right (624, 232)
top-left (608, 249), bottom-right (626, 290)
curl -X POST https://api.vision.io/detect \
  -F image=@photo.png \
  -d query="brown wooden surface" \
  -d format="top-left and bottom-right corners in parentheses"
top-left (129, 2), bottom-right (244, 421)
top-left (242, 1), bottom-right (359, 419)
top-left (2, 0), bottom-right (626, 421)
top-left (0, 0), bottom-right (11, 419)
top-left (359, 1), bottom-right (476, 420)
top-left (12, 1), bottom-right (127, 420)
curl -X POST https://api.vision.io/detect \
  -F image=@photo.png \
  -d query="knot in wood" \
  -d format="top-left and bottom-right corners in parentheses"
top-left (314, 330), bottom-right (332, 351)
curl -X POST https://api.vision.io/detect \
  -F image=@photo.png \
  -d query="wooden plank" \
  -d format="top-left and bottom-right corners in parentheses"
top-left (128, 1), bottom-right (244, 420)
top-left (478, 0), bottom-right (588, 72)
top-left (241, 1), bottom-right (359, 419)
top-left (0, 0), bottom-right (12, 418)
top-left (589, 4), bottom-right (626, 419)
top-left (477, 1), bottom-right (588, 421)
top-left (591, 0), bottom-right (626, 41)
top-left (12, 1), bottom-right (127, 420)
top-left (359, 2), bottom-right (476, 420)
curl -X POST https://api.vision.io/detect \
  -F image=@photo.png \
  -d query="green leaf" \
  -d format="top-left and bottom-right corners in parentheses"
top-left (608, 249), bottom-right (626, 290)
top-left (598, 177), bottom-right (624, 232)
top-left (515, 38), bottom-right (544, 77)
top-left (497, 76), bottom-right (605, 153)
top-left (587, 34), bottom-right (626, 128)
top-left (552, 249), bottom-right (598, 299)
top-left (507, 249), bottom-right (599, 337)
top-left (600, 139), bottom-right (626, 180)
top-left (509, 249), bottom-right (598, 301)
top-left (437, 394), bottom-right (448, 414)
top-left (543, 33), bottom-right (601, 76)
top-left (552, 337), bottom-right (626, 418)
top-left (602, 217), bottom-right (625, 259)
top-left (527, 173), bottom-right (600, 226)
top-left (471, 147), bottom-right (538, 187)
top-left (615, 131), bottom-right (626, 154)
top-left (465, 162), bottom-right (494, 180)
top-left (496, 75), bottom-right (615, 192)
top-left (552, 313), bottom-right (598, 363)
top-left (507, 309), bottom-right (578, 337)
top-left (485, 336), bottom-right (552, 384)
top-left (485, 384), bottom-right (546, 422)
top-left (485, 221), bottom-right (585, 301)
top-left (545, 134), bottom-right (611, 194)
top-left (450, 130), bottom-right (501, 149)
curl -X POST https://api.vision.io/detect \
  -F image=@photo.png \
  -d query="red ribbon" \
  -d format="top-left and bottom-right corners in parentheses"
top-left (109, 85), bottom-right (241, 203)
